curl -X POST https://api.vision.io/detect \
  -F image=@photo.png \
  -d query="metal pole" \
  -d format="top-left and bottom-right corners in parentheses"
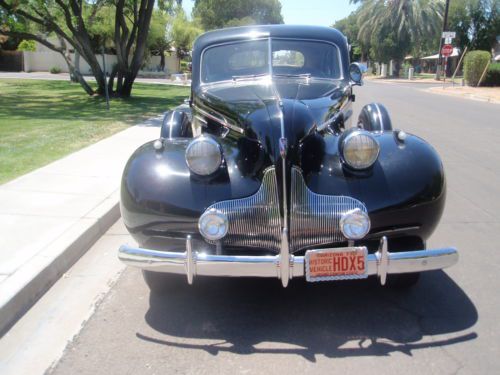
top-left (102, 46), bottom-right (110, 111)
top-left (477, 60), bottom-right (491, 87)
top-left (436, 0), bottom-right (451, 80)
top-left (451, 45), bottom-right (468, 85)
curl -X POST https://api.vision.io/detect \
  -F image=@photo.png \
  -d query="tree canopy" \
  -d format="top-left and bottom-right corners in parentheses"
top-left (448, 0), bottom-right (500, 52)
top-left (336, 0), bottom-right (499, 67)
top-left (193, 0), bottom-right (283, 30)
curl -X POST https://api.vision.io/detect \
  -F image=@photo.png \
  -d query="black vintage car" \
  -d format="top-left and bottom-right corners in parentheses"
top-left (118, 25), bottom-right (458, 292)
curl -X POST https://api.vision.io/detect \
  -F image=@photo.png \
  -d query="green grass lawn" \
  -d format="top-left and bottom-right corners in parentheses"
top-left (0, 79), bottom-right (189, 184)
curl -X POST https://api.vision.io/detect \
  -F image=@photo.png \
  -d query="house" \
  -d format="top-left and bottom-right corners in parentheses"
top-left (419, 48), bottom-right (461, 76)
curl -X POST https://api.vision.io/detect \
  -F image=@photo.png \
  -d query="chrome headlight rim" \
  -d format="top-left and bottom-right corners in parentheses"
top-left (340, 208), bottom-right (371, 240)
top-left (185, 135), bottom-right (223, 176)
top-left (198, 208), bottom-right (229, 241)
top-left (340, 128), bottom-right (380, 170)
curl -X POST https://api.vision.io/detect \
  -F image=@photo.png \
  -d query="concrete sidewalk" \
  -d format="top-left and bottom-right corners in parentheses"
top-left (0, 116), bottom-right (162, 335)
top-left (426, 85), bottom-right (500, 104)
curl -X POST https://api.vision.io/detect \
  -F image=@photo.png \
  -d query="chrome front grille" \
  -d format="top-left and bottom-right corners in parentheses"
top-left (205, 168), bottom-right (281, 252)
top-left (289, 167), bottom-right (367, 252)
top-left (204, 167), bottom-right (367, 253)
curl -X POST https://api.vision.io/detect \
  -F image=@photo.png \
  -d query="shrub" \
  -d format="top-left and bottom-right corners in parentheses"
top-left (50, 66), bottom-right (62, 74)
top-left (17, 40), bottom-right (36, 52)
top-left (482, 62), bottom-right (500, 87)
top-left (464, 51), bottom-right (491, 86)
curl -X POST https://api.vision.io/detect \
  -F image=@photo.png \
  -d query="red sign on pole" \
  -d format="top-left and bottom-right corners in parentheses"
top-left (441, 44), bottom-right (453, 57)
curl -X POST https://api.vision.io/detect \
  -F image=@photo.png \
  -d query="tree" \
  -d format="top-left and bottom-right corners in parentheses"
top-left (0, 1), bottom-right (176, 98)
top-left (109, 0), bottom-right (157, 97)
top-left (170, 9), bottom-right (203, 58)
top-left (147, 10), bottom-right (172, 70)
top-left (0, 0), bottom-right (110, 95)
top-left (333, 10), bottom-right (368, 61)
top-left (448, 0), bottom-right (500, 52)
top-left (193, 0), bottom-right (283, 30)
top-left (352, 0), bottom-right (444, 74)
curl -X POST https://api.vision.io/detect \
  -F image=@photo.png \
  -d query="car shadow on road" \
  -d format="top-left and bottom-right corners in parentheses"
top-left (139, 271), bottom-right (477, 361)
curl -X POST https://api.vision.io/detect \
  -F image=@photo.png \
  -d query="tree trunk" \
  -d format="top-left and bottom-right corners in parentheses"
top-left (108, 64), bottom-right (118, 94)
top-left (393, 60), bottom-right (401, 78)
top-left (60, 53), bottom-right (94, 95)
top-left (160, 50), bottom-right (165, 71)
top-left (119, 78), bottom-right (134, 98)
top-left (113, 0), bottom-right (155, 98)
top-left (72, 52), bottom-right (81, 83)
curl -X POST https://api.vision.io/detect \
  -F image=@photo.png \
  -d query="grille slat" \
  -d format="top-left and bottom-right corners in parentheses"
top-left (289, 167), bottom-right (367, 252)
top-left (205, 167), bottom-right (367, 253)
top-left (206, 168), bottom-right (282, 252)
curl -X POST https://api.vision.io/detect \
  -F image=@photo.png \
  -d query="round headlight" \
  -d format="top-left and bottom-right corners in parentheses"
top-left (341, 130), bottom-right (380, 170)
top-left (185, 136), bottom-right (222, 175)
top-left (199, 209), bottom-right (228, 241)
top-left (340, 208), bottom-right (370, 240)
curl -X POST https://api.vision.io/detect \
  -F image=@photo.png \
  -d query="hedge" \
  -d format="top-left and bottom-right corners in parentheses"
top-left (464, 50), bottom-right (491, 86)
top-left (482, 62), bottom-right (500, 87)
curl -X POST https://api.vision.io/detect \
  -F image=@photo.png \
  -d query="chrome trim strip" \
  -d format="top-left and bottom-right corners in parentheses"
top-left (268, 37), bottom-right (273, 77)
top-left (376, 236), bottom-right (388, 285)
top-left (279, 228), bottom-right (290, 287)
top-left (367, 226), bottom-right (421, 238)
top-left (186, 235), bottom-right (194, 284)
top-left (193, 104), bottom-right (244, 134)
top-left (374, 102), bottom-right (384, 132)
top-left (168, 110), bottom-right (176, 139)
top-left (118, 241), bottom-right (459, 287)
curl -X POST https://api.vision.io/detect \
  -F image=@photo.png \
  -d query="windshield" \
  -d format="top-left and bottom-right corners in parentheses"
top-left (201, 39), bottom-right (341, 83)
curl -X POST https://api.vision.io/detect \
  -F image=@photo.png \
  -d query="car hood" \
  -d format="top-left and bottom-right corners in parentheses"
top-left (193, 79), bottom-right (348, 163)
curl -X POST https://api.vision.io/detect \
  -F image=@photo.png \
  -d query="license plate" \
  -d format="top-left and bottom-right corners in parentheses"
top-left (305, 247), bottom-right (368, 282)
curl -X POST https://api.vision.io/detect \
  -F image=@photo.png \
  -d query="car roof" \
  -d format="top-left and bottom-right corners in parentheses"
top-left (193, 25), bottom-right (347, 53)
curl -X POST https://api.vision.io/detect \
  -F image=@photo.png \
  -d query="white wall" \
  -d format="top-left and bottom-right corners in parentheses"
top-left (23, 51), bottom-right (180, 75)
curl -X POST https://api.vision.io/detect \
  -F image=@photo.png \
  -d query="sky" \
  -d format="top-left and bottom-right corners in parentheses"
top-left (182, 0), bottom-right (359, 27)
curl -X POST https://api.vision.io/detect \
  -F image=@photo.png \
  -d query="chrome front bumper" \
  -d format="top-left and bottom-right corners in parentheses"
top-left (118, 236), bottom-right (458, 287)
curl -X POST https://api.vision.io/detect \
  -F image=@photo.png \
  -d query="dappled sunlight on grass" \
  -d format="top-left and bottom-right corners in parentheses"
top-left (0, 79), bottom-right (189, 184)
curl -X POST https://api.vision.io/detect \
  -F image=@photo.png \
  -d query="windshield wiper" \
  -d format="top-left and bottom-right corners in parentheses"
top-left (273, 73), bottom-right (311, 78)
top-left (231, 73), bottom-right (269, 81)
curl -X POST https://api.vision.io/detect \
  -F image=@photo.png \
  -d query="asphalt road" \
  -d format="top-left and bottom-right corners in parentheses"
top-left (50, 81), bottom-right (499, 374)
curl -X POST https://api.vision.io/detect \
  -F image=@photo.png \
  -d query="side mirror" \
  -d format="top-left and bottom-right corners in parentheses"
top-left (349, 62), bottom-right (364, 86)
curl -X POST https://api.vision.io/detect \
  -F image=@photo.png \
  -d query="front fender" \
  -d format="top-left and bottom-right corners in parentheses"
top-left (300, 131), bottom-right (446, 241)
top-left (120, 136), bottom-right (269, 245)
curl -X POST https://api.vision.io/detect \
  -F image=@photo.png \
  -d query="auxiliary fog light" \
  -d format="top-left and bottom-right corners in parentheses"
top-left (340, 208), bottom-right (371, 240)
top-left (198, 209), bottom-right (229, 241)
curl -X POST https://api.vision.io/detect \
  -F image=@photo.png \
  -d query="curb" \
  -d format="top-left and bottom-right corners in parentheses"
top-left (425, 87), bottom-right (500, 104)
top-left (365, 77), bottom-right (449, 85)
top-left (0, 193), bottom-right (120, 337)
